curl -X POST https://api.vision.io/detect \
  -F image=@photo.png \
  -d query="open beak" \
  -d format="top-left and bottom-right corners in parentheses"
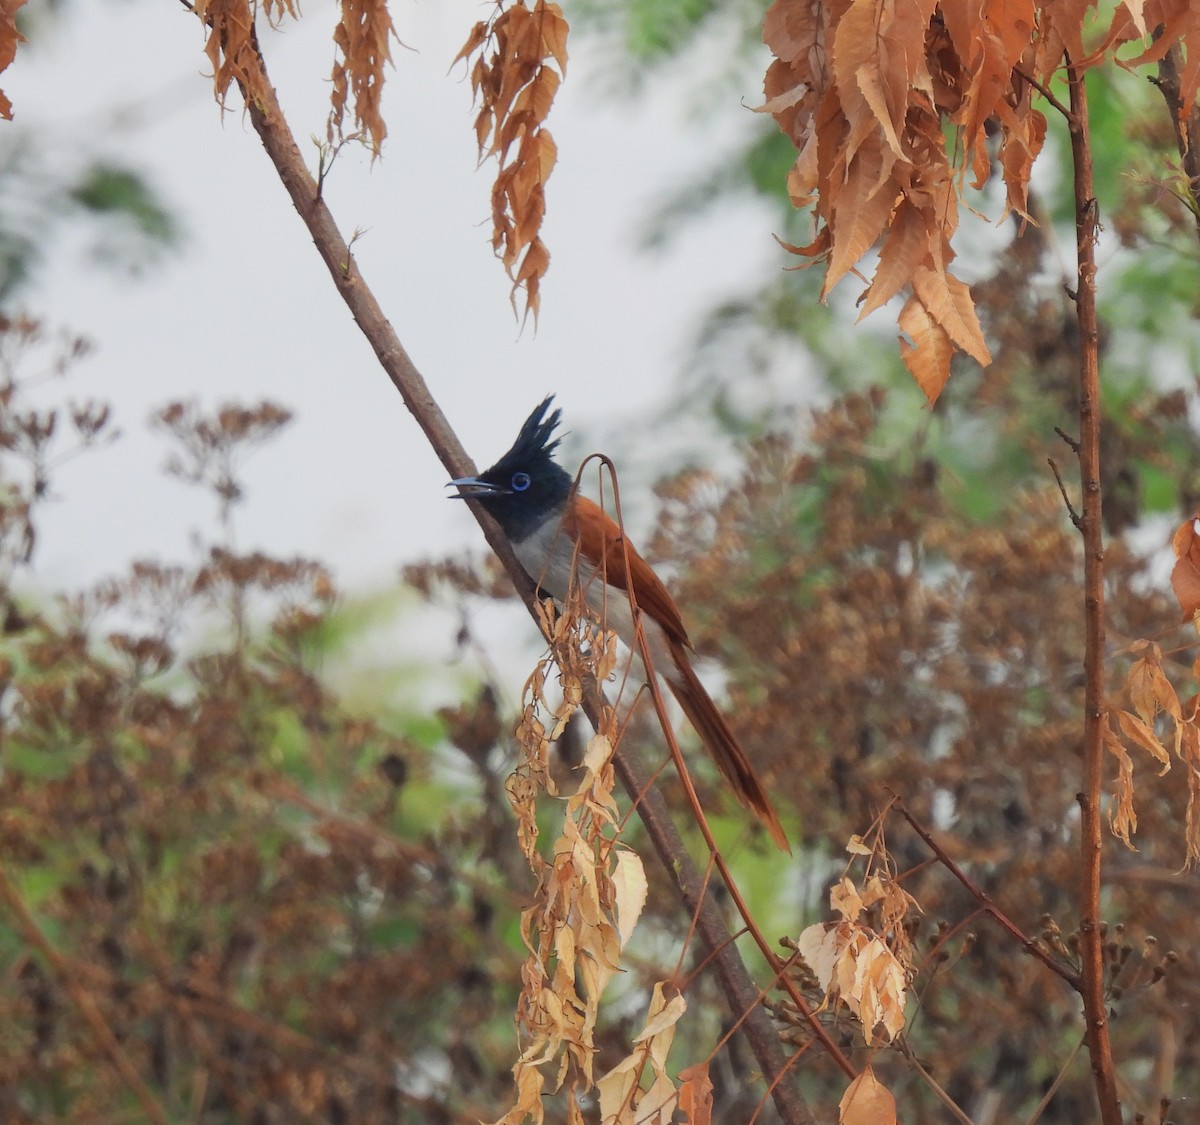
top-left (446, 476), bottom-right (510, 499)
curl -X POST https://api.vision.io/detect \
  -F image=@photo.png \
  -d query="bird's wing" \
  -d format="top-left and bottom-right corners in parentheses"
top-left (564, 494), bottom-right (692, 648)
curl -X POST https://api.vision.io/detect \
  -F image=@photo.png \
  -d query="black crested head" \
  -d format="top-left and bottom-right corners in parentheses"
top-left (447, 396), bottom-right (574, 543)
top-left (495, 395), bottom-right (564, 473)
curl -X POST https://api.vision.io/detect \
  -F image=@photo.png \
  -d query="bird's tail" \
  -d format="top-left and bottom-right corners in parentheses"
top-left (664, 643), bottom-right (790, 852)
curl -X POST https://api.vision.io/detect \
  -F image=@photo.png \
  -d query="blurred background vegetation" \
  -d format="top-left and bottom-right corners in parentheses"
top-left (1, 0), bottom-right (1198, 1122)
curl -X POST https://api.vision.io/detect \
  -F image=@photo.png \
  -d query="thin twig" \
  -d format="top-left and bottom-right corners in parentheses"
top-left (1048, 457), bottom-right (1082, 529)
top-left (891, 796), bottom-right (1080, 988)
top-left (1054, 425), bottom-right (1081, 454)
top-left (1024, 1036), bottom-right (1087, 1125)
top-left (1013, 66), bottom-right (1074, 121)
top-left (899, 1041), bottom-right (977, 1125)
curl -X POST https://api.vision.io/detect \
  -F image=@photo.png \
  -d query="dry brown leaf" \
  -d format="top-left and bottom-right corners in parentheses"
top-left (839, 1065), bottom-right (897, 1125)
top-left (677, 1062), bottom-right (713, 1125)
top-left (596, 984), bottom-right (686, 1124)
top-left (797, 919), bottom-right (909, 1044)
top-left (191, 0), bottom-right (295, 112)
top-left (612, 848), bottom-right (648, 949)
top-left (0, 0), bottom-right (26, 121)
top-left (1171, 514), bottom-right (1200, 620)
top-left (898, 292), bottom-right (953, 404)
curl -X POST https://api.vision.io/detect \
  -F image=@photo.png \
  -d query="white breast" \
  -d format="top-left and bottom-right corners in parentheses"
top-left (512, 518), bottom-right (680, 687)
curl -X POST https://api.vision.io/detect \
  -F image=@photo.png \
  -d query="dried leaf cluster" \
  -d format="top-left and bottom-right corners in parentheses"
top-left (639, 372), bottom-right (1195, 1116)
top-left (184, 0), bottom-right (395, 162)
top-left (492, 590), bottom-right (689, 1124)
top-left (759, 0), bottom-right (1200, 402)
top-left (456, 0), bottom-right (568, 323)
top-left (328, 0), bottom-right (396, 158)
top-left (796, 836), bottom-right (917, 1048)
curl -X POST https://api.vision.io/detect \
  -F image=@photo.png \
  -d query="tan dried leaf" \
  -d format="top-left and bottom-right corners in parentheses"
top-left (839, 1065), bottom-right (897, 1125)
top-left (596, 985), bottom-right (685, 1124)
top-left (1102, 715), bottom-right (1139, 848)
top-left (1115, 709), bottom-right (1171, 777)
top-left (612, 848), bottom-right (648, 949)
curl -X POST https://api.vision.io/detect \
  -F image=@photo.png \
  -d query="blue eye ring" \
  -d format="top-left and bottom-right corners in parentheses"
top-left (511, 472), bottom-right (531, 492)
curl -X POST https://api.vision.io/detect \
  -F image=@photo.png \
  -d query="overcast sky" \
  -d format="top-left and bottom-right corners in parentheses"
top-left (7, 0), bottom-right (786, 605)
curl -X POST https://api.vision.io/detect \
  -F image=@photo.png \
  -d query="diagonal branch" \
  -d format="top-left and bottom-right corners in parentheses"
top-left (198, 21), bottom-right (819, 1125)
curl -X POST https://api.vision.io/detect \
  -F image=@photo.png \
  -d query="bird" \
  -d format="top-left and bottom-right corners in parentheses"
top-left (447, 396), bottom-right (789, 851)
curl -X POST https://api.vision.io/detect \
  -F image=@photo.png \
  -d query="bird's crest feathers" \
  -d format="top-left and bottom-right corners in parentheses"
top-left (491, 395), bottom-right (562, 474)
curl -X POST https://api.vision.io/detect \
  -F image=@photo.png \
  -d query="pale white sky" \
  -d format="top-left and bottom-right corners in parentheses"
top-left (6, 0), bottom-right (787, 600)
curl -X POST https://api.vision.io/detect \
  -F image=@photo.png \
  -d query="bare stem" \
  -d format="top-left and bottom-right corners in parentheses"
top-left (1065, 54), bottom-right (1122, 1125)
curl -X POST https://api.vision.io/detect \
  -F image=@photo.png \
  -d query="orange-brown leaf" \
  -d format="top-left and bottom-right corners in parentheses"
top-left (911, 262), bottom-right (990, 364)
top-left (327, 0), bottom-right (395, 157)
top-left (898, 292), bottom-right (953, 404)
top-left (858, 199), bottom-right (929, 317)
top-left (1171, 515), bottom-right (1200, 619)
top-left (677, 1062), bottom-right (713, 1125)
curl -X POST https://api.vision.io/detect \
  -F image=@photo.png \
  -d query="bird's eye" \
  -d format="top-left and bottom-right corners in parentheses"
top-left (511, 472), bottom-right (532, 492)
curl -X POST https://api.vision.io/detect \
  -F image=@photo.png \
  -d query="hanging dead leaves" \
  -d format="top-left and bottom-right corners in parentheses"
top-left (760, 0), bottom-right (1200, 404)
top-left (328, 0), bottom-right (397, 157)
top-left (183, 0), bottom-right (394, 158)
top-left (457, 1), bottom-right (568, 325)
